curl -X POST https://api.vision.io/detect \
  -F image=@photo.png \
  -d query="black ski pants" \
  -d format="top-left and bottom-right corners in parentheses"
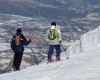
top-left (13, 52), bottom-right (23, 70)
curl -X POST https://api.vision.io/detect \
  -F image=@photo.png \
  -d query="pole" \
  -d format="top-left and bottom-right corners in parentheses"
top-left (28, 46), bottom-right (39, 65)
top-left (60, 43), bottom-right (69, 59)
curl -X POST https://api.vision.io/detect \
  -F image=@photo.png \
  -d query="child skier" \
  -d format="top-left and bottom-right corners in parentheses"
top-left (46, 22), bottom-right (62, 62)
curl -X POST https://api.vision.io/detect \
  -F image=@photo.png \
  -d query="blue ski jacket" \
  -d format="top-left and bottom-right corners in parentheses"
top-left (11, 32), bottom-right (30, 53)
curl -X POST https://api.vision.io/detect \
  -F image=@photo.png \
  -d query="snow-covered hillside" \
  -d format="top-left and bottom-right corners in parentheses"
top-left (0, 44), bottom-right (100, 80)
top-left (0, 14), bottom-right (49, 73)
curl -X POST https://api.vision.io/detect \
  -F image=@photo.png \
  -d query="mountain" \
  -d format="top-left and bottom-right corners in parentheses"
top-left (0, 0), bottom-right (89, 19)
top-left (0, 0), bottom-right (100, 40)
top-left (0, 0), bottom-right (100, 17)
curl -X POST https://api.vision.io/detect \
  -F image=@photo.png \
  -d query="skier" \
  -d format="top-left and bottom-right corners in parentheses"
top-left (46, 22), bottom-right (62, 62)
top-left (11, 28), bottom-right (31, 71)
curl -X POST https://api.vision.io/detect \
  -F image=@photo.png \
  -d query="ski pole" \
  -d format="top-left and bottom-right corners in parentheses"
top-left (30, 47), bottom-right (39, 65)
top-left (6, 52), bottom-right (14, 72)
top-left (60, 43), bottom-right (69, 59)
top-left (6, 58), bottom-right (13, 72)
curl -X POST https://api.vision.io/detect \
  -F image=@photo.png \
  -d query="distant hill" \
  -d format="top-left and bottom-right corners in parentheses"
top-left (0, 0), bottom-right (100, 23)
top-left (0, 0), bottom-right (99, 18)
top-left (0, 0), bottom-right (100, 40)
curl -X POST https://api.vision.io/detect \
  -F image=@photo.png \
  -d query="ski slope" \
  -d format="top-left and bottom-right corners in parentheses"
top-left (0, 44), bottom-right (100, 80)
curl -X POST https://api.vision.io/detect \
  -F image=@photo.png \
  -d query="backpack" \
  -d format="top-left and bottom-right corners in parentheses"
top-left (15, 35), bottom-right (22, 45)
top-left (48, 29), bottom-right (58, 40)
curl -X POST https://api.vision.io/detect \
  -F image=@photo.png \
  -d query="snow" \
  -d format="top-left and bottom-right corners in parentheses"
top-left (0, 44), bottom-right (100, 80)
top-left (0, 43), bottom-right (10, 51)
top-left (0, 59), bottom-right (10, 64)
top-left (0, 13), bottom-right (100, 80)
top-left (67, 26), bottom-right (100, 56)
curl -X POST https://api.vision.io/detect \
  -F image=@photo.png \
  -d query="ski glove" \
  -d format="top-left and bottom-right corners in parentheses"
top-left (29, 39), bottom-right (32, 43)
top-left (59, 41), bottom-right (62, 44)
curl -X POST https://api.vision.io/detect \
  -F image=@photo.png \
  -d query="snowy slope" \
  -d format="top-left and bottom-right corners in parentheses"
top-left (0, 44), bottom-right (100, 80)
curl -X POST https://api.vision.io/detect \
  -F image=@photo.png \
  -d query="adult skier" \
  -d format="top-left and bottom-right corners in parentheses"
top-left (11, 28), bottom-right (31, 71)
top-left (46, 22), bottom-right (62, 62)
